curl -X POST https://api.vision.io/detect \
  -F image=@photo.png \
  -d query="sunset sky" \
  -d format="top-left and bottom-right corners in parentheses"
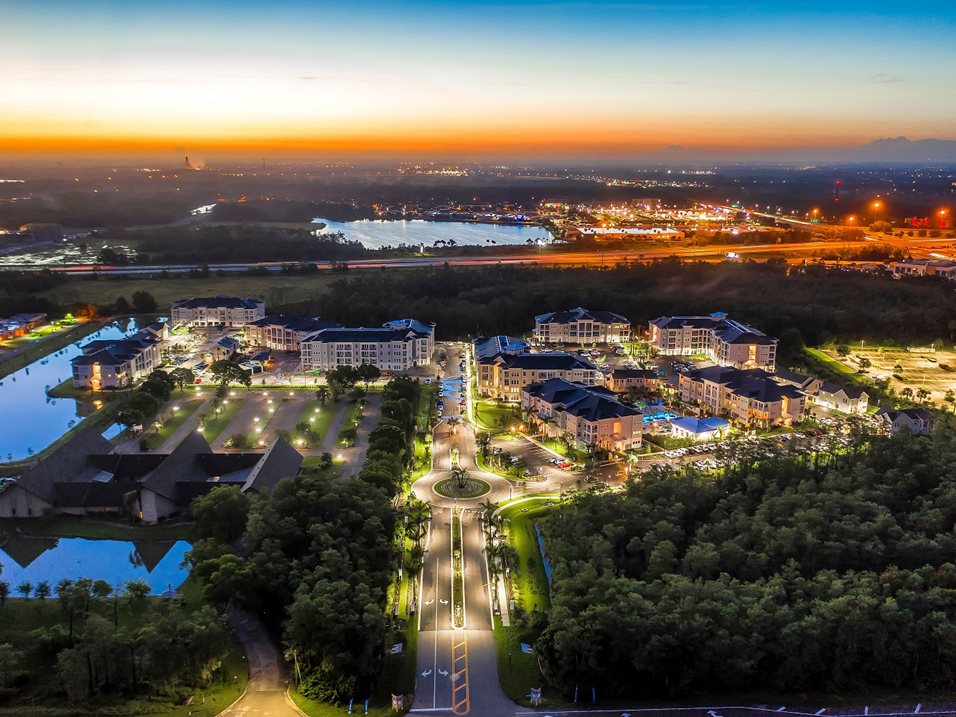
top-left (2, 0), bottom-right (955, 160)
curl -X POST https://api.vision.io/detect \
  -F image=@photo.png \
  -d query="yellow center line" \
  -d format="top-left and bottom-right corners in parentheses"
top-left (451, 634), bottom-right (470, 715)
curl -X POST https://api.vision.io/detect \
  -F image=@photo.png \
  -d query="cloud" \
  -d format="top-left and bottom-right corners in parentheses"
top-left (868, 73), bottom-right (905, 84)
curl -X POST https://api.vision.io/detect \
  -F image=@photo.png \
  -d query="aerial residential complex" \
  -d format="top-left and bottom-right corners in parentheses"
top-left (522, 378), bottom-right (643, 451)
top-left (649, 312), bottom-right (778, 370)
top-left (679, 366), bottom-right (805, 427)
top-left (0, 428), bottom-right (302, 523)
top-left (246, 314), bottom-right (339, 351)
top-left (71, 322), bottom-right (169, 389)
top-left (171, 296), bottom-right (266, 327)
top-left (534, 307), bottom-right (630, 345)
top-left (814, 382), bottom-right (870, 415)
top-left (300, 319), bottom-right (435, 372)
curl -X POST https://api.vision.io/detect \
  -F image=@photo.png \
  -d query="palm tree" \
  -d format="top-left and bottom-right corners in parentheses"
top-left (315, 387), bottom-right (330, 405)
top-left (16, 582), bottom-right (31, 600)
top-left (35, 581), bottom-right (50, 602)
top-left (917, 387), bottom-right (931, 403)
top-left (0, 581), bottom-right (8, 607)
top-left (451, 466), bottom-right (469, 490)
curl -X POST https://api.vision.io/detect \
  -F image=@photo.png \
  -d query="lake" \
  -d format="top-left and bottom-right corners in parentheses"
top-left (0, 320), bottom-right (138, 461)
top-left (312, 217), bottom-right (555, 249)
top-left (0, 537), bottom-right (191, 594)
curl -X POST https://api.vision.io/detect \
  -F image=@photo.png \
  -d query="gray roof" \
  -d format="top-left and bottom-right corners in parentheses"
top-left (249, 314), bottom-right (339, 333)
top-left (172, 296), bottom-right (263, 310)
top-left (383, 318), bottom-right (435, 335)
top-left (526, 378), bottom-right (639, 422)
top-left (483, 351), bottom-right (598, 371)
top-left (818, 382), bottom-right (868, 399)
top-left (14, 427), bottom-right (114, 504)
top-left (473, 335), bottom-right (530, 360)
top-left (303, 327), bottom-right (425, 344)
top-left (535, 307), bottom-right (629, 326)
top-left (611, 368), bottom-right (658, 380)
top-left (141, 431), bottom-right (213, 501)
top-left (685, 366), bottom-right (802, 402)
top-left (241, 437), bottom-right (303, 493)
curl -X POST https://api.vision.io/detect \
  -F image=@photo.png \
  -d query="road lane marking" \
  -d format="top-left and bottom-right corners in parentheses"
top-left (432, 556), bottom-right (439, 708)
top-left (451, 634), bottom-right (470, 715)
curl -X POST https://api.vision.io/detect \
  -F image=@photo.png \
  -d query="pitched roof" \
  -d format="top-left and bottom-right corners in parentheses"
top-left (485, 351), bottom-right (598, 371)
top-left (818, 382), bottom-right (868, 399)
top-left (535, 307), bottom-right (629, 326)
top-left (684, 366), bottom-right (803, 402)
top-left (383, 318), bottom-right (435, 335)
top-left (172, 297), bottom-right (263, 310)
top-left (473, 335), bottom-right (530, 360)
top-left (249, 314), bottom-right (339, 333)
top-left (773, 368), bottom-right (814, 386)
top-left (241, 437), bottom-right (303, 493)
top-left (302, 327), bottom-right (421, 343)
top-left (14, 427), bottom-right (114, 504)
top-left (526, 378), bottom-right (638, 422)
top-left (140, 431), bottom-right (213, 501)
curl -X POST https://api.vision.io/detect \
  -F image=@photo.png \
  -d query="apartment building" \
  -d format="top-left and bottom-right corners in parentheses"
top-left (533, 307), bottom-right (630, 345)
top-left (71, 329), bottom-right (165, 389)
top-left (171, 297), bottom-right (266, 328)
top-left (813, 382), bottom-right (869, 415)
top-left (649, 312), bottom-right (778, 370)
top-left (607, 367), bottom-right (660, 394)
top-left (679, 366), bottom-right (805, 427)
top-left (477, 351), bottom-right (603, 400)
top-left (246, 314), bottom-right (339, 352)
top-left (300, 319), bottom-right (434, 372)
top-left (522, 378), bottom-right (642, 452)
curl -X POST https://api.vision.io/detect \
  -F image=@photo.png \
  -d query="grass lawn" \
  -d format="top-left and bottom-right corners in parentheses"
top-left (493, 616), bottom-right (543, 704)
top-left (336, 400), bottom-right (363, 447)
top-left (198, 396), bottom-right (245, 442)
top-left (417, 383), bottom-right (438, 431)
top-left (0, 514), bottom-right (193, 541)
top-left (0, 577), bottom-right (246, 717)
top-left (475, 399), bottom-right (519, 431)
top-left (806, 347), bottom-right (860, 377)
top-left (144, 398), bottom-right (205, 449)
top-left (298, 400), bottom-right (337, 445)
top-left (499, 503), bottom-right (553, 615)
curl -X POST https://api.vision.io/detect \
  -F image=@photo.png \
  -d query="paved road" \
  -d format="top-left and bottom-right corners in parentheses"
top-left (412, 349), bottom-right (516, 716)
top-left (220, 609), bottom-right (302, 717)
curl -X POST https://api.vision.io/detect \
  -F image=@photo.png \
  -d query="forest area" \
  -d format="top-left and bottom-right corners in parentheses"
top-left (534, 424), bottom-right (956, 700)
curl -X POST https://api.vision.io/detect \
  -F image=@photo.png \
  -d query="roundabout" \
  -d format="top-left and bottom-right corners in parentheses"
top-left (434, 475), bottom-right (491, 499)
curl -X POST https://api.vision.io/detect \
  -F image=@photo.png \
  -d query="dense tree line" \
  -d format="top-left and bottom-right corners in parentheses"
top-left (274, 261), bottom-right (956, 347)
top-left (534, 425), bottom-right (956, 698)
top-left (188, 377), bottom-right (422, 702)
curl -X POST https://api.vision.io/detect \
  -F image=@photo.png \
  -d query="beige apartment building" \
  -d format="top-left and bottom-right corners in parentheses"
top-left (476, 351), bottom-right (603, 400)
top-left (649, 313), bottom-right (777, 370)
top-left (534, 307), bottom-right (630, 345)
top-left (679, 366), bottom-right (805, 427)
top-left (522, 378), bottom-right (643, 452)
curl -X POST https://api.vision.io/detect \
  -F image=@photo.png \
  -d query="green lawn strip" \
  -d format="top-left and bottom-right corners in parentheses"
top-left (0, 576), bottom-right (246, 716)
top-left (0, 515), bottom-right (193, 541)
top-left (297, 400), bottom-right (337, 446)
top-left (198, 396), bottom-right (245, 442)
top-left (335, 400), bottom-right (363, 446)
top-left (493, 616), bottom-right (544, 704)
top-left (144, 398), bottom-right (205, 449)
top-left (417, 383), bottom-right (438, 431)
top-left (499, 504), bottom-right (553, 614)
top-left (475, 400), bottom-right (519, 432)
top-left (805, 347), bottom-right (862, 378)
top-left (0, 320), bottom-right (102, 380)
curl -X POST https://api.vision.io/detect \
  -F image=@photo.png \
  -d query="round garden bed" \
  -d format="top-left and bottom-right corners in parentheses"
top-left (434, 477), bottom-right (491, 499)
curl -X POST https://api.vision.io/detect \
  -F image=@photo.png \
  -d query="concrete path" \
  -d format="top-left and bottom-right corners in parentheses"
top-left (220, 609), bottom-right (302, 717)
top-left (260, 394), bottom-right (308, 442)
top-left (313, 400), bottom-right (351, 455)
top-left (155, 397), bottom-right (212, 453)
top-left (340, 393), bottom-right (382, 476)
top-left (210, 393), bottom-right (270, 450)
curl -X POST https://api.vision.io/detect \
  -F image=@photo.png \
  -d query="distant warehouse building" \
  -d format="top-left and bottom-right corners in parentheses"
top-left (534, 307), bottom-right (630, 345)
top-left (300, 319), bottom-right (435, 372)
top-left (171, 297), bottom-right (266, 328)
top-left (649, 312), bottom-right (778, 370)
top-left (890, 259), bottom-right (956, 281)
